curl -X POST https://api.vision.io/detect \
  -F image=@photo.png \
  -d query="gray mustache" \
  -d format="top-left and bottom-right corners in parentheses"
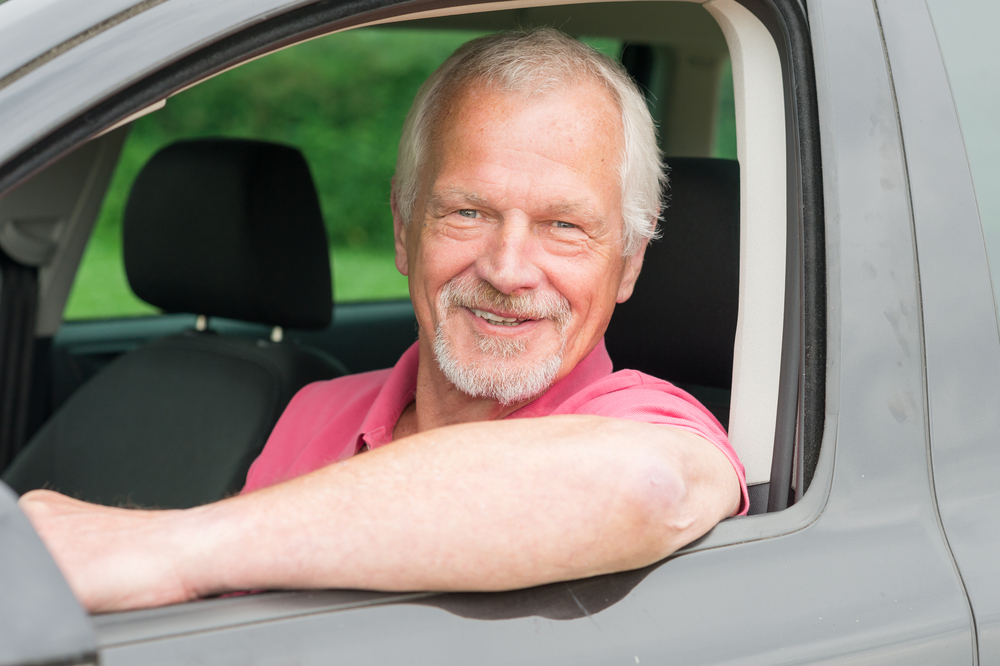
top-left (440, 275), bottom-right (571, 324)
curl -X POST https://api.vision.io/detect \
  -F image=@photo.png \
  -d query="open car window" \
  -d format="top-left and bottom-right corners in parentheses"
top-left (62, 28), bottom-right (486, 319)
top-left (42, 11), bottom-right (799, 506)
top-left (1, 0), bottom-right (808, 518)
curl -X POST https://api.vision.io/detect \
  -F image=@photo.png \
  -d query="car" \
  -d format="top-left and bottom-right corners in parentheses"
top-left (0, 0), bottom-right (998, 663)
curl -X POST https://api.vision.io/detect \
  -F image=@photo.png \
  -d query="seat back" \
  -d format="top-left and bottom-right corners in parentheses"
top-left (124, 138), bottom-right (332, 328)
top-left (4, 139), bottom-right (341, 508)
top-left (605, 157), bottom-right (740, 424)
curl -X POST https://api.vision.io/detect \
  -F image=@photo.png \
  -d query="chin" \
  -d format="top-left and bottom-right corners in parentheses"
top-left (433, 327), bottom-right (565, 405)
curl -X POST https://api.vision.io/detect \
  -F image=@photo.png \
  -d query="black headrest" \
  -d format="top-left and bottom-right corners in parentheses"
top-left (605, 157), bottom-right (740, 389)
top-left (123, 138), bottom-right (333, 329)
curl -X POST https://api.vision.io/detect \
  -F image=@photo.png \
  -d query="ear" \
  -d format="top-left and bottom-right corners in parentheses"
top-left (616, 238), bottom-right (648, 303)
top-left (390, 181), bottom-right (409, 276)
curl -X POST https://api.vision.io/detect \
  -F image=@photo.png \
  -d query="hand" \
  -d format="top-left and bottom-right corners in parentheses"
top-left (18, 489), bottom-right (193, 612)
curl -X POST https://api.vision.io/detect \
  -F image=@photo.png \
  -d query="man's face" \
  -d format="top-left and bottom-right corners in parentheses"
top-left (394, 79), bottom-right (645, 405)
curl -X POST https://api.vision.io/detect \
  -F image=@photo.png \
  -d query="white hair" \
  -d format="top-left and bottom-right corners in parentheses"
top-left (393, 28), bottom-right (666, 256)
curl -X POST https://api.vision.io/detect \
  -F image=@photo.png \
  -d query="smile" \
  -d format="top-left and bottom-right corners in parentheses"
top-left (470, 308), bottom-right (529, 326)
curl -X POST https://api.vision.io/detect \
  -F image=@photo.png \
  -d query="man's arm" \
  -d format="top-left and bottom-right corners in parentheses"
top-left (19, 414), bottom-right (740, 613)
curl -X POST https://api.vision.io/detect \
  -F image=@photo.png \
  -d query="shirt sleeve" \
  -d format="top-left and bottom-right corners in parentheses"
top-left (556, 370), bottom-right (749, 516)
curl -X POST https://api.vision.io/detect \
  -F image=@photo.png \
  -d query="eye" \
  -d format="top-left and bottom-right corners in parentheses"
top-left (457, 209), bottom-right (479, 218)
top-left (552, 220), bottom-right (577, 229)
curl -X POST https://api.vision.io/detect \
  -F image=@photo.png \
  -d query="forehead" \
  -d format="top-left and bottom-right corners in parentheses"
top-left (426, 80), bottom-right (625, 202)
top-left (434, 77), bottom-right (623, 147)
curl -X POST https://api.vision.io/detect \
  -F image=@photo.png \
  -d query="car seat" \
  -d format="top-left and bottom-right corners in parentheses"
top-left (605, 157), bottom-right (739, 420)
top-left (3, 138), bottom-right (343, 508)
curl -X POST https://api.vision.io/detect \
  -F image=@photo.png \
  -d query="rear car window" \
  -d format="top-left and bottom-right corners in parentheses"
top-left (925, 0), bottom-right (1000, 315)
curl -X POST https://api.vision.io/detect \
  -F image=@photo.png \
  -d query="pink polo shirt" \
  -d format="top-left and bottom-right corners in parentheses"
top-left (242, 339), bottom-right (749, 515)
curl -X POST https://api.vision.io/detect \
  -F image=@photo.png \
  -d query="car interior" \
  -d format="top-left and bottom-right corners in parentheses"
top-left (3, 138), bottom-right (347, 508)
top-left (0, 0), bottom-right (803, 524)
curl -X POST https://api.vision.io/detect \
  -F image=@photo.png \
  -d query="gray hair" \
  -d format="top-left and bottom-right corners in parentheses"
top-left (393, 28), bottom-right (665, 257)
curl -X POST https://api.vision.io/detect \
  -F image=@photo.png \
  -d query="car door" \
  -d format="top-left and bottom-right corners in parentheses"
top-left (0, 486), bottom-right (96, 665)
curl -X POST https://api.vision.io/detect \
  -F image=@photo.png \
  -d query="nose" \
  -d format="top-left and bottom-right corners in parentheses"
top-left (475, 215), bottom-right (544, 296)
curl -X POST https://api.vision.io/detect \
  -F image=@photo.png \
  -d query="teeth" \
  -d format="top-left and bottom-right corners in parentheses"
top-left (472, 308), bottom-right (525, 326)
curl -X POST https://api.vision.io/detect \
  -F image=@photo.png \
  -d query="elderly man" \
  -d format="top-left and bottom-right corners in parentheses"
top-left (20, 28), bottom-right (747, 612)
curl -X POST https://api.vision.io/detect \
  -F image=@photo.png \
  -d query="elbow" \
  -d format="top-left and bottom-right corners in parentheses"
top-left (619, 454), bottom-right (699, 564)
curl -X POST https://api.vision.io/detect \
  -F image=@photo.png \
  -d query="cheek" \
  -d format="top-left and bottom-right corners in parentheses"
top-left (551, 252), bottom-right (623, 298)
top-left (413, 235), bottom-right (484, 302)
top-left (549, 263), bottom-right (625, 331)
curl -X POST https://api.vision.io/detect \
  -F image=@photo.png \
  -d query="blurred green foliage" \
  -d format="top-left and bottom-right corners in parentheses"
top-left (713, 59), bottom-right (737, 160)
top-left (92, 28), bottom-right (485, 252)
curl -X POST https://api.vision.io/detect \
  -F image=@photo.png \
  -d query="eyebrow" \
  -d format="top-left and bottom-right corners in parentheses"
top-left (548, 200), bottom-right (607, 228)
top-left (427, 187), bottom-right (607, 228)
top-left (425, 187), bottom-right (490, 215)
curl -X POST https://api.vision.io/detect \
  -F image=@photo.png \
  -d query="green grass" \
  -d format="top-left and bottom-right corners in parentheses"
top-left (64, 236), bottom-right (160, 320)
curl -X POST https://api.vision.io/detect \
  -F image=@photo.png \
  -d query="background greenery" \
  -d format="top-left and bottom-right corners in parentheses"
top-left (714, 60), bottom-right (737, 160)
top-left (64, 29), bottom-right (735, 320)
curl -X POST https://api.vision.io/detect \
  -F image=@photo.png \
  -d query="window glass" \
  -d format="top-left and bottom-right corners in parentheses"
top-left (925, 1), bottom-right (1000, 306)
top-left (63, 29), bottom-right (626, 319)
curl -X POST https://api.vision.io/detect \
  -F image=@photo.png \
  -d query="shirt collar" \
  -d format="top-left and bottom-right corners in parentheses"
top-left (360, 338), bottom-right (613, 448)
top-left (359, 342), bottom-right (420, 450)
top-left (505, 338), bottom-right (613, 419)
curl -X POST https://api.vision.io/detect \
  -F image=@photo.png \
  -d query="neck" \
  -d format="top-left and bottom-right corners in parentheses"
top-left (400, 334), bottom-right (536, 435)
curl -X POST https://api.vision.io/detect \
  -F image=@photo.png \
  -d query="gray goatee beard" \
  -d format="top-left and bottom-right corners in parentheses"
top-left (433, 275), bottom-right (571, 406)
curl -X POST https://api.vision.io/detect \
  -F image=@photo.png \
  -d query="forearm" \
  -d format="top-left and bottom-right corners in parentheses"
top-left (178, 415), bottom-right (738, 598)
top-left (20, 414), bottom-right (738, 611)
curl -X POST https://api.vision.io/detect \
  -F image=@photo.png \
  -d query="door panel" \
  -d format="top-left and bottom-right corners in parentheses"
top-left (880, 0), bottom-right (1000, 659)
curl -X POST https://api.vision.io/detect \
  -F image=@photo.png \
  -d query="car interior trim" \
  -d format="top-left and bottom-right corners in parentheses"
top-left (769, 0), bottom-right (825, 494)
top-left (93, 99), bottom-right (165, 139)
top-left (0, 129), bottom-right (129, 337)
top-left (735, 0), bottom-right (826, 501)
top-left (704, 0), bottom-right (786, 490)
